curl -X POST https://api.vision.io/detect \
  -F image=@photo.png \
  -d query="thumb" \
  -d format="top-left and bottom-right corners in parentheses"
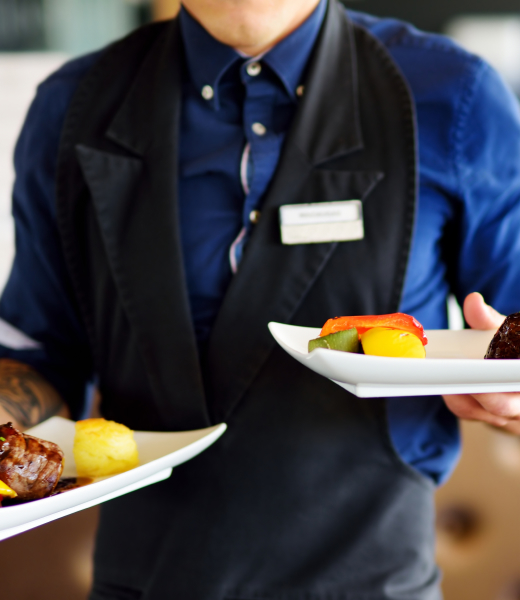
top-left (463, 292), bottom-right (505, 330)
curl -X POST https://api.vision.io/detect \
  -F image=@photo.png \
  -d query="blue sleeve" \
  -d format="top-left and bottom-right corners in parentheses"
top-left (0, 56), bottom-right (98, 418)
top-left (349, 9), bottom-right (520, 319)
top-left (391, 62), bottom-right (520, 485)
top-left (351, 11), bottom-right (520, 484)
top-left (453, 61), bottom-right (520, 314)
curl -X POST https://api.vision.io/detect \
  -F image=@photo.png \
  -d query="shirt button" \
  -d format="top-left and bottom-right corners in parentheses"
top-left (201, 85), bottom-right (214, 100)
top-left (296, 85), bottom-right (305, 97)
top-left (249, 210), bottom-right (261, 224)
top-left (252, 122), bottom-right (266, 136)
top-left (246, 61), bottom-right (262, 77)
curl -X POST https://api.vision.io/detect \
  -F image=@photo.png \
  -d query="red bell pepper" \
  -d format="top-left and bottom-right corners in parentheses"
top-left (320, 313), bottom-right (428, 345)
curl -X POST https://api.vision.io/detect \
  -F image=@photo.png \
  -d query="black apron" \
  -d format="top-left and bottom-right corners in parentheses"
top-left (55, 1), bottom-right (440, 598)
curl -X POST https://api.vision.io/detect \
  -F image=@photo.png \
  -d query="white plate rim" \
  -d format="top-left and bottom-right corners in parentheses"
top-left (268, 322), bottom-right (520, 397)
top-left (0, 417), bottom-right (226, 540)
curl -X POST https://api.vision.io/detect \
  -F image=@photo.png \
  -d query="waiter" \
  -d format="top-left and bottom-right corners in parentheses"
top-left (1, 0), bottom-right (520, 597)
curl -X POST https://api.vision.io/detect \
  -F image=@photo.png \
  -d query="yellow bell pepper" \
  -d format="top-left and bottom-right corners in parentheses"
top-left (0, 479), bottom-right (17, 499)
top-left (360, 327), bottom-right (426, 359)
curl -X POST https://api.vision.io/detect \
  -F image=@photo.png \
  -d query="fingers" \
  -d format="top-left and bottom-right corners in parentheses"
top-left (444, 392), bottom-right (520, 427)
top-left (474, 392), bottom-right (520, 419)
top-left (445, 296), bottom-right (510, 428)
top-left (463, 292), bottom-right (505, 330)
top-left (443, 394), bottom-right (510, 427)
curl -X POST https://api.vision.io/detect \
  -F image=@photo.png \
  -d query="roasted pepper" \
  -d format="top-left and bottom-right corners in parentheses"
top-left (308, 328), bottom-right (359, 353)
top-left (360, 327), bottom-right (426, 358)
top-left (320, 313), bottom-right (428, 346)
top-left (0, 479), bottom-right (17, 502)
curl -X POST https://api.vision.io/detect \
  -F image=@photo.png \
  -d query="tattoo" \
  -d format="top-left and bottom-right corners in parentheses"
top-left (0, 359), bottom-right (64, 428)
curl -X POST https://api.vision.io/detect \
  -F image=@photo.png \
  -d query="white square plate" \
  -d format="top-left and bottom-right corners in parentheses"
top-left (0, 417), bottom-right (226, 541)
top-left (268, 322), bottom-right (520, 397)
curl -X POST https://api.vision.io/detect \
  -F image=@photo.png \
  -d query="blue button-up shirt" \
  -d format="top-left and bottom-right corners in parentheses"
top-left (178, 1), bottom-right (326, 342)
top-left (2, 3), bottom-right (520, 484)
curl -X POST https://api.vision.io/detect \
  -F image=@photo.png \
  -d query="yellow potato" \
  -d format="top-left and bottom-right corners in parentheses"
top-left (360, 327), bottom-right (426, 359)
top-left (0, 479), bottom-right (17, 498)
top-left (73, 418), bottom-right (139, 478)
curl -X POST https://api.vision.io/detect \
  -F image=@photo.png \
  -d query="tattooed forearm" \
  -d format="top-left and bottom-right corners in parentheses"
top-left (0, 359), bottom-right (65, 429)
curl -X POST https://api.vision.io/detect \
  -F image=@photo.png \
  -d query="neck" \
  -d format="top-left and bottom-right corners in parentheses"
top-left (181, 0), bottom-right (322, 57)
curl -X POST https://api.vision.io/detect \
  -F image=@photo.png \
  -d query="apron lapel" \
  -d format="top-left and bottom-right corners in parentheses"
top-left (74, 21), bottom-right (209, 429)
top-left (207, 1), bottom-right (384, 423)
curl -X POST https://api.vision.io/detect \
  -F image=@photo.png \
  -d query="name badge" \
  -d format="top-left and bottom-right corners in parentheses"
top-left (279, 200), bottom-right (364, 245)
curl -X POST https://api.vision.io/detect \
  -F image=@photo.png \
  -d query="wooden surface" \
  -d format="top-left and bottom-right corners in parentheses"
top-left (0, 507), bottom-right (98, 600)
top-left (437, 422), bottom-right (520, 600)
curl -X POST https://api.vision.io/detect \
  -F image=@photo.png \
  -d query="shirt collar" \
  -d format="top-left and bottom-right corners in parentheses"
top-left (262, 0), bottom-right (327, 100)
top-left (180, 0), bottom-right (327, 107)
top-left (180, 6), bottom-right (240, 109)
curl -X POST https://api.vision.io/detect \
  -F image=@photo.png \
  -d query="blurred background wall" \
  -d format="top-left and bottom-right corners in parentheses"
top-left (1, 1), bottom-right (520, 599)
top-left (346, 0), bottom-right (520, 95)
top-left (344, 0), bottom-right (520, 33)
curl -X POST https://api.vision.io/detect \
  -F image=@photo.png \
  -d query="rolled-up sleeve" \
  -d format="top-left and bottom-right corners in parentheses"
top-left (0, 59), bottom-right (96, 418)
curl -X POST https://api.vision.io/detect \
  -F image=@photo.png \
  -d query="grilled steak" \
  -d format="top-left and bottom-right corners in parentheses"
top-left (0, 423), bottom-right (64, 500)
top-left (485, 312), bottom-right (520, 360)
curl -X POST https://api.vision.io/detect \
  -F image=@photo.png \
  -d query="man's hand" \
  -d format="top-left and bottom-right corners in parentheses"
top-left (443, 292), bottom-right (520, 434)
top-left (0, 359), bottom-right (69, 431)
